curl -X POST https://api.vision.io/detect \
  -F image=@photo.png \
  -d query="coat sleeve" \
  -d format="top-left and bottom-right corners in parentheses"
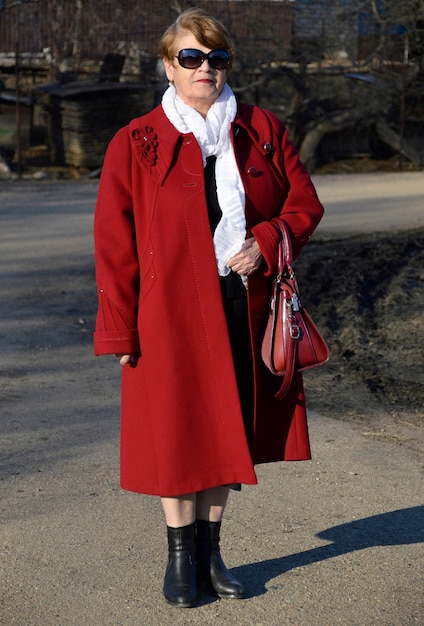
top-left (93, 126), bottom-right (141, 356)
top-left (251, 109), bottom-right (324, 275)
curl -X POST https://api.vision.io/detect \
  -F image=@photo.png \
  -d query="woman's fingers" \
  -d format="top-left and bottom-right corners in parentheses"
top-left (228, 237), bottom-right (263, 275)
top-left (115, 354), bottom-right (137, 367)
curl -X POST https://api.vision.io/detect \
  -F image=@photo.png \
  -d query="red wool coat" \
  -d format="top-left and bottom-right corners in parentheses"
top-left (94, 102), bottom-right (324, 496)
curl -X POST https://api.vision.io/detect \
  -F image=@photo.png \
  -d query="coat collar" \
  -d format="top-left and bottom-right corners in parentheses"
top-left (129, 102), bottom-right (273, 186)
top-left (234, 102), bottom-right (275, 160)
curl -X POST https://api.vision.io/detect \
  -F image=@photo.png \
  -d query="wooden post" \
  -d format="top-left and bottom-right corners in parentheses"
top-left (15, 40), bottom-right (22, 178)
top-left (398, 35), bottom-right (408, 172)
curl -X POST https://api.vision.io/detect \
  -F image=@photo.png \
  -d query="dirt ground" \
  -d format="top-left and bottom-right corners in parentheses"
top-left (296, 227), bottom-right (424, 428)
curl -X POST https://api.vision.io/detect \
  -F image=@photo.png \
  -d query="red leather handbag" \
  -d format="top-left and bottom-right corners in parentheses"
top-left (261, 219), bottom-right (330, 400)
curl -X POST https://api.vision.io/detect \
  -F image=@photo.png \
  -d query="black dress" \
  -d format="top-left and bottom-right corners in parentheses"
top-left (204, 156), bottom-right (254, 452)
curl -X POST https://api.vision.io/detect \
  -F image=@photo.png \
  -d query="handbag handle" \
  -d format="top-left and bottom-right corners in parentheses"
top-left (275, 217), bottom-right (293, 276)
top-left (273, 218), bottom-right (298, 400)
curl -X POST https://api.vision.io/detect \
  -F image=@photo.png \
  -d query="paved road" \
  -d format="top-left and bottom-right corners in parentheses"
top-left (0, 176), bottom-right (423, 625)
top-left (313, 171), bottom-right (424, 232)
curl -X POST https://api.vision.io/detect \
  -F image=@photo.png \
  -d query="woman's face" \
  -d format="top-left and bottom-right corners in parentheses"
top-left (163, 30), bottom-right (228, 117)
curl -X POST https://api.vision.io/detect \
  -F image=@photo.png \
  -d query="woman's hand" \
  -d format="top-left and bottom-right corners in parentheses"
top-left (115, 354), bottom-right (138, 367)
top-left (227, 237), bottom-right (263, 276)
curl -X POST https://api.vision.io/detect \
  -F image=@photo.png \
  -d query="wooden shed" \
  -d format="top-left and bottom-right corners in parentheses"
top-left (35, 80), bottom-right (154, 168)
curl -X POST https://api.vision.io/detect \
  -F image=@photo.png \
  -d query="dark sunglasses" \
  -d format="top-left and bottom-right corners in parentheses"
top-left (175, 48), bottom-right (231, 70)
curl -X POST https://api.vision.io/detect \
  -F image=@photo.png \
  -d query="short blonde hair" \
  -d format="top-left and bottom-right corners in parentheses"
top-left (159, 7), bottom-right (234, 67)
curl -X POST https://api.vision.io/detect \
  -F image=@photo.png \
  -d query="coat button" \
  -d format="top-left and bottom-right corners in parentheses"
top-left (263, 142), bottom-right (272, 153)
top-left (247, 166), bottom-right (258, 177)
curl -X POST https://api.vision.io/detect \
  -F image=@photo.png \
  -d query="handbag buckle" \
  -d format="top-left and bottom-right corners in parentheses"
top-left (286, 294), bottom-right (300, 313)
top-left (290, 323), bottom-right (301, 339)
top-left (290, 295), bottom-right (300, 312)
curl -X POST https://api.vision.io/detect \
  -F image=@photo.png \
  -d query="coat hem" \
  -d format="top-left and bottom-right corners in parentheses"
top-left (120, 475), bottom-right (258, 497)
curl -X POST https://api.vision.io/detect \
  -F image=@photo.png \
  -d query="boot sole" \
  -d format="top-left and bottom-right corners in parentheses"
top-left (164, 596), bottom-right (197, 608)
top-left (217, 591), bottom-right (245, 599)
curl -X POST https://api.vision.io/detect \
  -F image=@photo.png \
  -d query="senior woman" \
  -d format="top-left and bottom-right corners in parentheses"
top-left (94, 8), bottom-right (324, 608)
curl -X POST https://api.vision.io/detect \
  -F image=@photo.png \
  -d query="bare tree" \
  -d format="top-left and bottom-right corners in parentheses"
top-left (294, 0), bottom-right (423, 168)
top-left (1, 0), bottom-right (422, 169)
top-left (203, 0), bottom-right (423, 170)
top-left (166, 1), bottom-right (423, 169)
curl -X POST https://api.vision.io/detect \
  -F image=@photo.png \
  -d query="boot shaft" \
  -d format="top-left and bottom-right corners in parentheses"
top-left (195, 519), bottom-right (245, 599)
top-left (164, 523), bottom-right (197, 607)
top-left (167, 523), bottom-right (196, 554)
top-left (196, 519), bottom-right (221, 552)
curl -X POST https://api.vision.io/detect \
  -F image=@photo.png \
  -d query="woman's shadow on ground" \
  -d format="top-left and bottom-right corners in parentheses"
top-left (230, 506), bottom-right (423, 598)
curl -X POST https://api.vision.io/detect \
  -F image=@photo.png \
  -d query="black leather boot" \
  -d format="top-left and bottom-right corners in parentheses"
top-left (163, 523), bottom-right (197, 608)
top-left (196, 519), bottom-right (245, 599)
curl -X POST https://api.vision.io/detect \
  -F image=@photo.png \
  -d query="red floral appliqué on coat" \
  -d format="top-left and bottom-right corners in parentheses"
top-left (132, 126), bottom-right (158, 165)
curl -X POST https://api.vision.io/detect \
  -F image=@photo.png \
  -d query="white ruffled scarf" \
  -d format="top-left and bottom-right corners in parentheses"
top-left (161, 83), bottom-right (246, 278)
